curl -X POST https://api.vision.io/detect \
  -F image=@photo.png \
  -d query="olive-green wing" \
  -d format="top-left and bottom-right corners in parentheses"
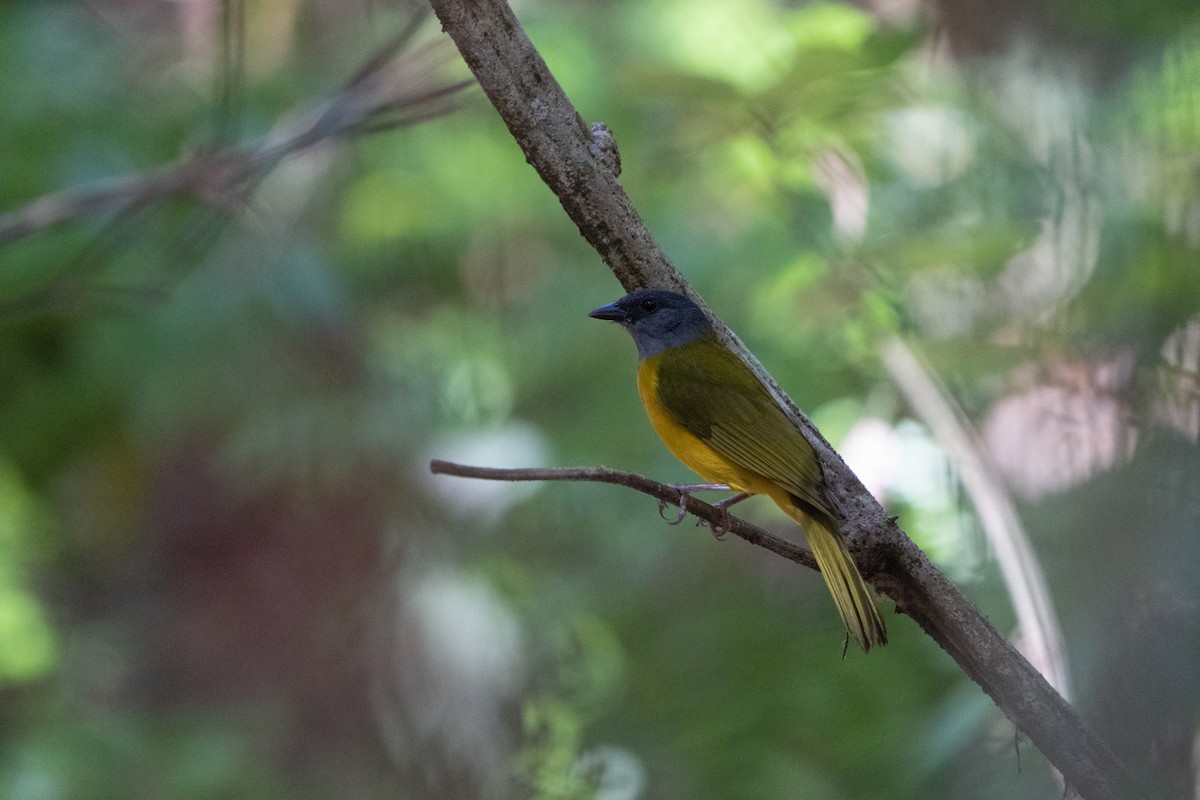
top-left (655, 336), bottom-right (834, 517)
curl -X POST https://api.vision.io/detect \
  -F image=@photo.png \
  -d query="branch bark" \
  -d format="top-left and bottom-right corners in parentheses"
top-left (426, 1), bottom-right (1144, 798)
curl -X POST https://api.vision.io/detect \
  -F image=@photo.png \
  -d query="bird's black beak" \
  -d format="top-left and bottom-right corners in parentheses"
top-left (588, 301), bottom-right (627, 323)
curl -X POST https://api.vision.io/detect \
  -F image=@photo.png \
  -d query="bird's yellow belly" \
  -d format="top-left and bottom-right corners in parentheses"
top-left (637, 357), bottom-right (773, 496)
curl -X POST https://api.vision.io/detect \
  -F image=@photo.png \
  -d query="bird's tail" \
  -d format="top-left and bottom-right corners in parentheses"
top-left (787, 507), bottom-right (888, 653)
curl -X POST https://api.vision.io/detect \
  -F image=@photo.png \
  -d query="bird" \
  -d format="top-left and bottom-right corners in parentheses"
top-left (589, 288), bottom-right (887, 652)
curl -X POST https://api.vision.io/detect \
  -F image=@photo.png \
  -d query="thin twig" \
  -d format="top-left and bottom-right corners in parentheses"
top-left (429, 460), bottom-right (818, 570)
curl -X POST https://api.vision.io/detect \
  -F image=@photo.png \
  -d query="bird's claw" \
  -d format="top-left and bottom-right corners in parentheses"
top-left (659, 483), bottom-right (730, 527)
top-left (657, 494), bottom-right (688, 525)
top-left (708, 513), bottom-right (732, 540)
top-left (708, 492), bottom-right (750, 540)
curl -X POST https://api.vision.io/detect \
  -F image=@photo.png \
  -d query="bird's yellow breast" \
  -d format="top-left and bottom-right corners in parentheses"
top-left (637, 352), bottom-right (769, 495)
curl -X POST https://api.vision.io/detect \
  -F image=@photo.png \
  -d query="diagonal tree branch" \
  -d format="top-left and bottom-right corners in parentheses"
top-left (425, 1), bottom-right (1144, 799)
top-left (424, 0), bottom-right (677, 295)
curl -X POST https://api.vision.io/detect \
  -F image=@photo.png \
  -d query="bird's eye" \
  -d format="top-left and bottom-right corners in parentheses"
top-left (640, 299), bottom-right (658, 313)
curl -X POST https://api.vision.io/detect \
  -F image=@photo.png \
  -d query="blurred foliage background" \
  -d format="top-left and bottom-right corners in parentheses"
top-left (1, 0), bottom-right (1198, 798)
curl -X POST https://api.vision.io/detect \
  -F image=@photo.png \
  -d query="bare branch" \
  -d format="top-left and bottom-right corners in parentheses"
top-left (429, 460), bottom-right (818, 569)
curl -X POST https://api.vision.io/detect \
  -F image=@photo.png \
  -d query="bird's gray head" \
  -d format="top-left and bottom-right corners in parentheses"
top-left (588, 289), bottom-right (712, 358)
